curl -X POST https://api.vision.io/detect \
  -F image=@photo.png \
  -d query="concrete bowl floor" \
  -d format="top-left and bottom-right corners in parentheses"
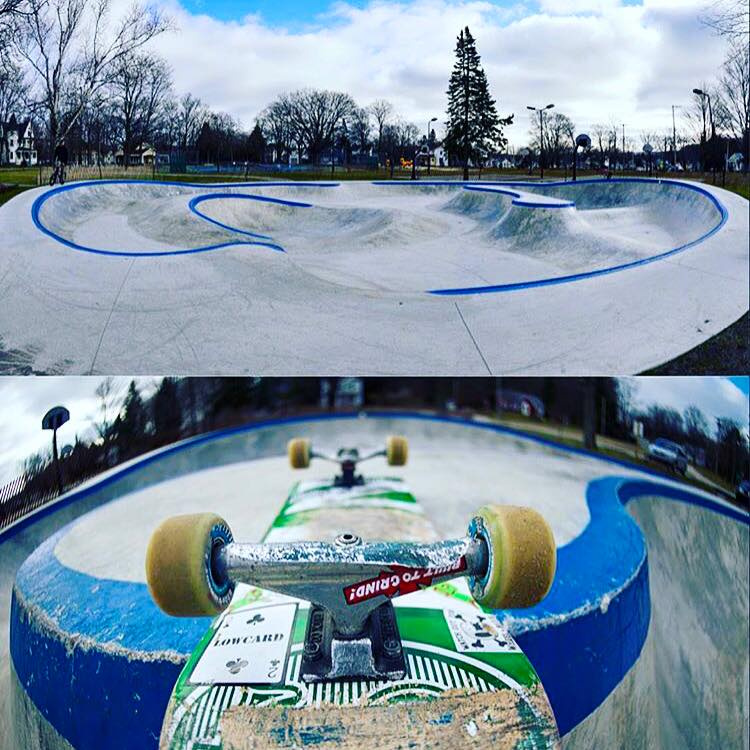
top-left (0, 178), bottom-right (747, 374)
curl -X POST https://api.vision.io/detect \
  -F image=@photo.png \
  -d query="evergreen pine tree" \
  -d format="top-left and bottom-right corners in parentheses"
top-left (444, 27), bottom-right (513, 180)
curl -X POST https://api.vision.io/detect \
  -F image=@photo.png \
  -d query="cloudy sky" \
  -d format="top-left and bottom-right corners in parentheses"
top-left (0, 376), bottom-right (746, 486)
top-left (134, 0), bottom-right (729, 147)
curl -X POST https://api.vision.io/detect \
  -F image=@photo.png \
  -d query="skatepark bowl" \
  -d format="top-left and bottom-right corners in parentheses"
top-left (1, 413), bottom-right (748, 749)
top-left (0, 178), bottom-right (747, 374)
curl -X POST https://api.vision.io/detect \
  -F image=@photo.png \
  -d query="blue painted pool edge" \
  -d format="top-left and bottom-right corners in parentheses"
top-left (427, 178), bottom-right (729, 295)
top-left (29, 180), bottom-right (336, 257)
top-left (3, 410), bottom-right (745, 545)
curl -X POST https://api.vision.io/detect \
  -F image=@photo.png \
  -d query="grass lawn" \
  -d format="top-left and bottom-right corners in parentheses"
top-left (491, 411), bottom-right (740, 501)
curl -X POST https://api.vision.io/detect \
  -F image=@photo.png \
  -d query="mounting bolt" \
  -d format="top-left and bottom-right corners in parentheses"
top-left (335, 533), bottom-right (362, 547)
top-left (383, 638), bottom-right (402, 656)
top-left (303, 640), bottom-right (321, 660)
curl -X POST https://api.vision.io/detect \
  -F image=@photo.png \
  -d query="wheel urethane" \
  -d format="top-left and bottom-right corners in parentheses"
top-left (469, 505), bottom-right (556, 609)
top-left (386, 435), bottom-right (408, 466)
top-left (146, 513), bottom-right (234, 616)
top-left (288, 438), bottom-right (311, 469)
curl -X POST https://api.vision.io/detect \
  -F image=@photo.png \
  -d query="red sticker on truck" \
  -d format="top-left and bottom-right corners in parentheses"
top-left (344, 557), bottom-right (467, 605)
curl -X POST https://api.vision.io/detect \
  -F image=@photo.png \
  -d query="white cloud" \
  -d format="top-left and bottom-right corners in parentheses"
top-left (133, 0), bottom-right (727, 147)
top-left (627, 377), bottom-right (750, 435)
top-left (0, 377), bottom-right (156, 486)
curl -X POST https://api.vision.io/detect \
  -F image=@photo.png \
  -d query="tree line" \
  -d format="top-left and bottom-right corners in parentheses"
top-left (1, 2), bottom-right (746, 171)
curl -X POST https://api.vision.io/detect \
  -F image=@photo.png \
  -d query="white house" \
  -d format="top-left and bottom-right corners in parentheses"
top-left (0, 115), bottom-right (37, 166)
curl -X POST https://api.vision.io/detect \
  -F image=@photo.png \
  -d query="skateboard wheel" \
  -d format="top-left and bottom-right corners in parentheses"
top-left (146, 513), bottom-right (235, 617)
top-left (386, 435), bottom-right (408, 466)
top-left (288, 438), bottom-right (311, 469)
top-left (468, 505), bottom-right (556, 610)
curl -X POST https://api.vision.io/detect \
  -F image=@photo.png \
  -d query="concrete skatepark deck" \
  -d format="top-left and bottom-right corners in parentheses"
top-left (0, 178), bottom-right (747, 374)
top-left (2, 413), bottom-right (748, 750)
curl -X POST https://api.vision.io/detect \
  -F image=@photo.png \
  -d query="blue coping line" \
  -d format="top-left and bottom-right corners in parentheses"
top-left (463, 185), bottom-right (576, 209)
top-left (188, 193), bottom-right (313, 241)
top-left (424, 177), bottom-right (729, 295)
top-left (29, 179), bottom-right (337, 257)
top-left (7, 412), bottom-right (748, 749)
top-left (3, 410), bottom-right (746, 546)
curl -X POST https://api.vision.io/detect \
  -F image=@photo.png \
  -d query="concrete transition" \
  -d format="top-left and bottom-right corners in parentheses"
top-left (1, 413), bottom-right (747, 750)
top-left (0, 178), bottom-right (747, 374)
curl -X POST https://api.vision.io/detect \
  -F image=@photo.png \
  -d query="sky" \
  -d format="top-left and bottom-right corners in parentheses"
top-left (0, 376), bottom-right (747, 486)
top-left (129, 0), bottom-right (731, 148)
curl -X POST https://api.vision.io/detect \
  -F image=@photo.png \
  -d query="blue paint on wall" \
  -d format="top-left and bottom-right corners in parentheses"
top-left (28, 178), bottom-right (730, 294)
top-left (188, 193), bottom-right (313, 242)
top-left (30, 180), bottom-right (335, 257)
top-left (426, 178), bottom-right (729, 295)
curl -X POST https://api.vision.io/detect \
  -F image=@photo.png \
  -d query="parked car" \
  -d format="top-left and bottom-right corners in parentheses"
top-left (647, 438), bottom-right (688, 474)
top-left (736, 479), bottom-right (750, 508)
top-left (497, 390), bottom-right (545, 419)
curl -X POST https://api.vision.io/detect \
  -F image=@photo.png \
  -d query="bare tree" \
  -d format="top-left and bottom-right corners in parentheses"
top-left (0, 54), bottom-right (29, 121)
top-left (717, 42), bottom-right (749, 169)
top-left (259, 96), bottom-right (295, 164)
top-left (110, 51), bottom-right (172, 167)
top-left (282, 89), bottom-right (356, 165)
top-left (701, 0), bottom-right (749, 42)
top-left (350, 106), bottom-right (372, 155)
top-left (368, 98), bottom-right (393, 164)
top-left (174, 92), bottom-right (207, 153)
top-left (381, 118), bottom-right (419, 177)
top-left (12, 0), bottom-right (170, 149)
top-left (591, 123), bottom-right (610, 169)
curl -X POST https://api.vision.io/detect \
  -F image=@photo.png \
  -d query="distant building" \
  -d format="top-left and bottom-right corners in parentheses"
top-left (115, 144), bottom-right (156, 166)
top-left (0, 115), bottom-right (37, 166)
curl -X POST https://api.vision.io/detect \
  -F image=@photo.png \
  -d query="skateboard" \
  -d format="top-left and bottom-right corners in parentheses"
top-left (146, 436), bottom-right (561, 749)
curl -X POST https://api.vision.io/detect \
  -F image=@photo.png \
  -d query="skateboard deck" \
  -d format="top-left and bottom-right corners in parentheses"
top-left (157, 475), bottom-right (560, 749)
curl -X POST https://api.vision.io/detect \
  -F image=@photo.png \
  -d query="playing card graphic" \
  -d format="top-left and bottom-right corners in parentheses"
top-left (444, 609), bottom-right (520, 653)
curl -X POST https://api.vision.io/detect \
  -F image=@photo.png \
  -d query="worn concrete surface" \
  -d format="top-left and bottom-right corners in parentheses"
top-left (0, 179), bottom-right (747, 374)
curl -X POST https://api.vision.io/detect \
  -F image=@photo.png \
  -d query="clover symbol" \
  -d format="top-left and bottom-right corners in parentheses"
top-left (226, 658), bottom-right (248, 675)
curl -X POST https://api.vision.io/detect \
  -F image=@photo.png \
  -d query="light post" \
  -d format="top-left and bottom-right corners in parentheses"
top-left (42, 406), bottom-right (70, 496)
top-left (527, 104), bottom-right (554, 179)
top-left (693, 88), bottom-right (715, 171)
top-left (621, 124), bottom-right (626, 171)
top-left (426, 117), bottom-right (437, 176)
top-left (671, 105), bottom-right (681, 168)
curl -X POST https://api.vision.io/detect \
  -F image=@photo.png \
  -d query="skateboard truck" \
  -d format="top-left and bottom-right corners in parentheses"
top-left (147, 483), bottom-right (556, 684)
top-left (288, 436), bottom-right (408, 489)
top-left (211, 530), bottom-right (488, 682)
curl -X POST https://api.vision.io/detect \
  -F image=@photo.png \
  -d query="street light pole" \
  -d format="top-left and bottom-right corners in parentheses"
top-left (427, 116), bottom-right (437, 176)
top-left (693, 89), bottom-right (713, 171)
top-left (527, 104), bottom-right (554, 179)
top-left (671, 105), bottom-right (679, 167)
top-left (622, 124), bottom-right (625, 171)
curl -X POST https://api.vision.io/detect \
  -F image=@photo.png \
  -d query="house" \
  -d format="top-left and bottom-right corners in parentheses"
top-left (115, 144), bottom-right (156, 166)
top-left (0, 115), bottom-right (37, 166)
